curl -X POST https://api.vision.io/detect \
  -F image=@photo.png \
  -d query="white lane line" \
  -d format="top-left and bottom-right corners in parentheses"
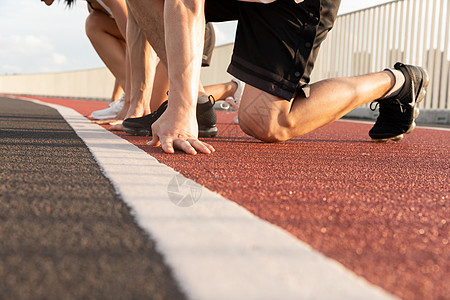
top-left (24, 97), bottom-right (397, 300)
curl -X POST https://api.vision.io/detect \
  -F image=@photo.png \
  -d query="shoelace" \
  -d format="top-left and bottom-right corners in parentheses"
top-left (208, 95), bottom-right (216, 105)
top-left (370, 98), bottom-right (406, 113)
top-left (369, 101), bottom-right (379, 111)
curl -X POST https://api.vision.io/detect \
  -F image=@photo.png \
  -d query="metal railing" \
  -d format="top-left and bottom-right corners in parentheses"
top-left (311, 0), bottom-right (450, 123)
top-left (1, 0), bottom-right (449, 124)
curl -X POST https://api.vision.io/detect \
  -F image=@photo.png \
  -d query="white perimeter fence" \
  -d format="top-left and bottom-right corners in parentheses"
top-left (1, 0), bottom-right (449, 124)
top-left (311, 0), bottom-right (450, 124)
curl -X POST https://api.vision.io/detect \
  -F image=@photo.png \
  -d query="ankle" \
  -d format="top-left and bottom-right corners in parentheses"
top-left (127, 104), bottom-right (150, 118)
top-left (381, 69), bottom-right (405, 99)
top-left (229, 80), bottom-right (238, 98)
top-left (219, 81), bottom-right (238, 100)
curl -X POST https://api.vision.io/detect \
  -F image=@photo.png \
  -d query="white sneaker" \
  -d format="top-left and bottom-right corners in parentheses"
top-left (91, 95), bottom-right (125, 120)
top-left (225, 78), bottom-right (245, 124)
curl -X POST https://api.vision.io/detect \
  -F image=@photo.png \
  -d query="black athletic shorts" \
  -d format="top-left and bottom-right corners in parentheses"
top-left (205, 0), bottom-right (341, 100)
top-left (202, 22), bottom-right (215, 67)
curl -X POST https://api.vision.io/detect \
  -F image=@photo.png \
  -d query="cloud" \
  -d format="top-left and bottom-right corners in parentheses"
top-left (51, 53), bottom-right (68, 65)
top-left (0, 34), bottom-right (54, 56)
top-left (0, 34), bottom-right (70, 74)
top-left (0, 0), bottom-right (103, 75)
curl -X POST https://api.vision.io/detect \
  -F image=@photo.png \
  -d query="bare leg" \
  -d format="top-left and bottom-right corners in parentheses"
top-left (149, 62), bottom-right (169, 112)
top-left (86, 11), bottom-right (128, 125)
top-left (127, 0), bottom-right (213, 155)
top-left (238, 71), bottom-right (395, 142)
top-left (113, 2), bottom-right (169, 121)
top-left (85, 10), bottom-right (127, 88)
top-left (111, 6), bottom-right (172, 132)
top-left (110, 45), bottom-right (133, 125)
top-left (110, 79), bottom-right (124, 102)
top-left (124, 8), bottom-right (156, 119)
top-left (108, 52), bottom-right (132, 129)
top-left (204, 81), bottom-right (236, 101)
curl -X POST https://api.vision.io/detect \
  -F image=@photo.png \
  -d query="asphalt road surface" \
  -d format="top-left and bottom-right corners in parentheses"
top-left (0, 97), bottom-right (185, 300)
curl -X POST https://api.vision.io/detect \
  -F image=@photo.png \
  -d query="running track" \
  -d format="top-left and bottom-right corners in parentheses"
top-left (1, 95), bottom-right (449, 300)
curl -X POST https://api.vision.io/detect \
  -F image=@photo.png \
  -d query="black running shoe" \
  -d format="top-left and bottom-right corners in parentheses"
top-left (196, 95), bottom-right (218, 138)
top-left (369, 62), bottom-right (430, 142)
top-left (122, 96), bottom-right (218, 138)
top-left (123, 100), bottom-right (168, 136)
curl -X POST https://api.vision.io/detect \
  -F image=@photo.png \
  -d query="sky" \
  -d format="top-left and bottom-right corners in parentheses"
top-left (0, 0), bottom-right (392, 75)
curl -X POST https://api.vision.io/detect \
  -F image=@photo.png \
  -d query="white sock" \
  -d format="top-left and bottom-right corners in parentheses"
top-left (381, 68), bottom-right (405, 99)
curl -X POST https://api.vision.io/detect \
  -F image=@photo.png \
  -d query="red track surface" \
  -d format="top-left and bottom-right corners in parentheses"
top-left (26, 97), bottom-right (450, 300)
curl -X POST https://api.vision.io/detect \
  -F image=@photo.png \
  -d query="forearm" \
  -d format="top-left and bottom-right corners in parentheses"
top-left (164, 0), bottom-right (205, 113)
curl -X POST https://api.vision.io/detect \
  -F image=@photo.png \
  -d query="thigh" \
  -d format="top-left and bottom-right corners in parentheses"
top-left (238, 84), bottom-right (292, 141)
top-left (202, 22), bottom-right (215, 67)
top-left (85, 10), bottom-right (124, 41)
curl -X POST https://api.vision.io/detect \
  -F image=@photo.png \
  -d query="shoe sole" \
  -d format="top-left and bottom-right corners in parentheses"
top-left (372, 67), bottom-right (430, 143)
top-left (123, 125), bottom-right (218, 138)
top-left (198, 125), bottom-right (218, 138)
top-left (122, 125), bottom-right (151, 136)
top-left (91, 114), bottom-right (120, 120)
